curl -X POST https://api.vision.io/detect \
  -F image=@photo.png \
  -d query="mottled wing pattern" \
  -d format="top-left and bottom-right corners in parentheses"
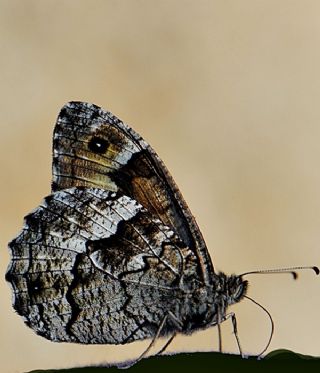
top-left (52, 102), bottom-right (214, 285)
top-left (7, 188), bottom-right (202, 344)
top-left (6, 102), bottom-right (219, 346)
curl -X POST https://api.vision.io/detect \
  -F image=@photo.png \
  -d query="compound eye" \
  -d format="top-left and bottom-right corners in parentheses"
top-left (88, 136), bottom-right (109, 154)
top-left (233, 285), bottom-right (244, 300)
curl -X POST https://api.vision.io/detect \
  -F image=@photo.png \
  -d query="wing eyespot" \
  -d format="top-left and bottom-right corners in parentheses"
top-left (88, 136), bottom-right (109, 154)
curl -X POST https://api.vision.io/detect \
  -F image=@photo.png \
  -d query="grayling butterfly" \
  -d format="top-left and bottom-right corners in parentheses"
top-left (6, 102), bottom-right (318, 366)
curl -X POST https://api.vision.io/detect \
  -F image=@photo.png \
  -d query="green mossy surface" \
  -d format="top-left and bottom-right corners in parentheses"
top-left (26, 349), bottom-right (320, 373)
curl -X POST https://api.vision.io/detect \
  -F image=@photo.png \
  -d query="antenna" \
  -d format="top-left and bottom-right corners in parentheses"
top-left (244, 295), bottom-right (274, 357)
top-left (240, 266), bottom-right (319, 279)
top-left (241, 265), bottom-right (318, 356)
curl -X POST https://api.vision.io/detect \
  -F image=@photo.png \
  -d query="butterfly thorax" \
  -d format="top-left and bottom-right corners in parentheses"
top-left (178, 273), bottom-right (248, 334)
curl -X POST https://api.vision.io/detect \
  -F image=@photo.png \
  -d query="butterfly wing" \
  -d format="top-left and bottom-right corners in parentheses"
top-left (52, 102), bottom-right (214, 285)
top-left (6, 188), bottom-right (204, 344)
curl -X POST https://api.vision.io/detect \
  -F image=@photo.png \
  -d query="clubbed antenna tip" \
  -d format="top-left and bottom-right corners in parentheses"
top-left (291, 272), bottom-right (298, 280)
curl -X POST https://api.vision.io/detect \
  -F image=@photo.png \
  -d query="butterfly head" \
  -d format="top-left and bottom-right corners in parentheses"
top-left (227, 275), bottom-right (248, 305)
top-left (217, 273), bottom-right (248, 306)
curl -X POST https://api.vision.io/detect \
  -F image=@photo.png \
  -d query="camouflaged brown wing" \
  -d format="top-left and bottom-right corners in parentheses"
top-left (6, 187), bottom-right (203, 344)
top-left (52, 102), bottom-right (214, 285)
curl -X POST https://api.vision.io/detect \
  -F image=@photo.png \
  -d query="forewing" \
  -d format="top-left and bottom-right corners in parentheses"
top-left (52, 102), bottom-right (214, 284)
top-left (6, 188), bottom-right (201, 344)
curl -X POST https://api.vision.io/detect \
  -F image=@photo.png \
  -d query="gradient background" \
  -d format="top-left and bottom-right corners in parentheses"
top-left (1, 1), bottom-right (320, 372)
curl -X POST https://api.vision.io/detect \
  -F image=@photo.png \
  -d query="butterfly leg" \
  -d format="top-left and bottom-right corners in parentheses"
top-left (213, 312), bottom-right (243, 357)
top-left (223, 312), bottom-right (244, 357)
top-left (217, 322), bottom-right (222, 352)
top-left (156, 332), bottom-right (177, 356)
top-left (155, 312), bottom-right (182, 355)
top-left (121, 312), bottom-right (182, 368)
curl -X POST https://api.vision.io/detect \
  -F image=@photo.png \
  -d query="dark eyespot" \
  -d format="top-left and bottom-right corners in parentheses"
top-left (88, 136), bottom-right (109, 154)
top-left (28, 276), bottom-right (43, 294)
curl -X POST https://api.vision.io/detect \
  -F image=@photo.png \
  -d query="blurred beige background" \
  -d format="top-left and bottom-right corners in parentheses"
top-left (1, 0), bottom-right (320, 372)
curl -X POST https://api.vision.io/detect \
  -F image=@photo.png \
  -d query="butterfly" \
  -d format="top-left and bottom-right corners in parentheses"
top-left (6, 102), bottom-right (318, 364)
